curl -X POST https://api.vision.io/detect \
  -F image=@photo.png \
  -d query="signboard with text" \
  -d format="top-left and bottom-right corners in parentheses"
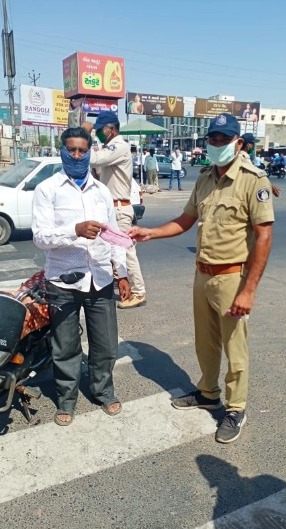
top-left (194, 98), bottom-right (260, 121)
top-left (126, 92), bottom-right (195, 117)
top-left (20, 85), bottom-right (69, 127)
top-left (63, 52), bottom-right (125, 99)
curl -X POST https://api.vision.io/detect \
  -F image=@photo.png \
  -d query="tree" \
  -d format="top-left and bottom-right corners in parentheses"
top-left (39, 135), bottom-right (50, 147)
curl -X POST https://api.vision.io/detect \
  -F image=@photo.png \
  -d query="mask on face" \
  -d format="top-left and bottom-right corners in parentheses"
top-left (207, 139), bottom-right (238, 167)
top-left (96, 128), bottom-right (112, 144)
top-left (60, 147), bottom-right (90, 181)
top-left (247, 146), bottom-right (255, 155)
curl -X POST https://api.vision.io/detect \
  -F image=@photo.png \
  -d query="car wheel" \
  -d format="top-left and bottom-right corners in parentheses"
top-left (0, 217), bottom-right (12, 245)
top-left (181, 168), bottom-right (186, 178)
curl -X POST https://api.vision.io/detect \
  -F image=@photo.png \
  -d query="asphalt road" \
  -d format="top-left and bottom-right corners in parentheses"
top-left (0, 166), bottom-right (286, 529)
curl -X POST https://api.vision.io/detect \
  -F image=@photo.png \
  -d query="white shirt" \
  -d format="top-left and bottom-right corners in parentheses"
top-left (32, 170), bottom-right (127, 292)
top-left (170, 152), bottom-right (182, 170)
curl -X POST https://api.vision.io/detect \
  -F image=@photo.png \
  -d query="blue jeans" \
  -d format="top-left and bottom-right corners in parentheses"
top-left (169, 170), bottom-right (182, 190)
top-left (46, 281), bottom-right (118, 413)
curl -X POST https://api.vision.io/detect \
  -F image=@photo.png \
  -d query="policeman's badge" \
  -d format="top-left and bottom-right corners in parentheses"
top-left (215, 114), bottom-right (227, 126)
top-left (108, 145), bottom-right (116, 151)
top-left (256, 188), bottom-right (270, 202)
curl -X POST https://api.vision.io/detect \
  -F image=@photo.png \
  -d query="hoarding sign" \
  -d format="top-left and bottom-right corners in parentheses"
top-left (194, 98), bottom-right (260, 120)
top-left (126, 92), bottom-right (195, 117)
top-left (81, 98), bottom-right (118, 114)
top-left (63, 52), bottom-right (125, 99)
top-left (20, 85), bottom-right (69, 127)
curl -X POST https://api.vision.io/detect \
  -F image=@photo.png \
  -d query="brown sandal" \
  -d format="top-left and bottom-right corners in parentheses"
top-left (101, 402), bottom-right (122, 416)
top-left (54, 412), bottom-right (74, 426)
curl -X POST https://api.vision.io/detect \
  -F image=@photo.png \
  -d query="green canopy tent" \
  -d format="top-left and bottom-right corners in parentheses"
top-left (120, 119), bottom-right (168, 184)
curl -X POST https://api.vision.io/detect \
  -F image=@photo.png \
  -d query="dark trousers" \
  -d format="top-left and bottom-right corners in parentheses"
top-left (46, 281), bottom-right (118, 413)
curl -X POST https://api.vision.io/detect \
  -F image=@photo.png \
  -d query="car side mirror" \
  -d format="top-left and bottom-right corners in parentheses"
top-left (23, 181), bottom-right (34, 191)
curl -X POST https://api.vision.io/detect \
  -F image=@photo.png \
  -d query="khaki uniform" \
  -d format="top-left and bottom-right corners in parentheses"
top-left (92, 136), bottom-right (145, 296)
top-left (184, 156), bottom-right (274, 411)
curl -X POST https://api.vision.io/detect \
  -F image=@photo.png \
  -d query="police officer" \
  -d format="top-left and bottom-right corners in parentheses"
top-left (240, 132), bottom-right (280, 197)
top-left (90, 111), bottom-right (146, 309)
top-left (128, 113), bottom-right (274, 444)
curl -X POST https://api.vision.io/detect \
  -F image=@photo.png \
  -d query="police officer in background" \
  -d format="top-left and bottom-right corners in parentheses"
top-left (128, 113), bottom-right (274, 444)
top-left (240, 132), bottom-right (280, 197)
top-left (89, 111), bottom-right (146, 309)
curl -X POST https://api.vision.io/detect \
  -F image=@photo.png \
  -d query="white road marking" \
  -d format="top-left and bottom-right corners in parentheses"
top-left (81, 337), bottom-right (142, 365)
top-left (0, 259), bottom-right (35, 272)
top-left (195, 489), bottom-right (286, 528)
top-left (0, 278), bottom-right (28, 291)
top-left (0, 389), bottom-right (216, 504)
top-left (0, 245), bottom-right (17, 253)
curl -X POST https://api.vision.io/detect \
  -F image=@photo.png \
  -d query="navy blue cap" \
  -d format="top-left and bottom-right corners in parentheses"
top-left (241, 133), bottom-right (259, 144)
top-left (94, 111), bottom-right (119, 130)
top-left (207, 113), bottom-right (240, 138)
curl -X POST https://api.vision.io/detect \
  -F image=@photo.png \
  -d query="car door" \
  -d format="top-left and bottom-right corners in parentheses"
top-left (17, 162), bottom-right (62, 228)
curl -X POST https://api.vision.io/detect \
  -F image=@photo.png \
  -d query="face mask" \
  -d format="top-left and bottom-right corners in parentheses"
top-left (96, 128), bottom-right (112, 144)
top-left (60, 147), bottom-right (90, 180)
top-left (247, 146), bottom-right (255, 155)
top-left (207, 139), bottom-right (238, 167)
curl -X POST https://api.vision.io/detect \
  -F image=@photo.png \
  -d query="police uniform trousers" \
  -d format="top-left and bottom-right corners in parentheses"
top-left (115, 203), bottom-right (146, 296)
top-left (193, 269), bottom-right (249, 412)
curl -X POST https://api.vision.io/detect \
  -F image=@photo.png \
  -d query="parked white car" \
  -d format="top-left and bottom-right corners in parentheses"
top-left (0, 157), bottom-right (144, 245)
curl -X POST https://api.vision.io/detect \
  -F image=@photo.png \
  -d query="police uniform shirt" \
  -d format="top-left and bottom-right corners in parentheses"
top-left (91, 135), bottom-right (132, 200)
top-left (184, 155), bottom-right (274, 264)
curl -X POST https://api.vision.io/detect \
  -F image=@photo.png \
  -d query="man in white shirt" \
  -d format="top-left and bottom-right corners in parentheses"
top-left (32, 126), bottom-right (130, 426)
top-left (169, 148), bottom-right (183, 190)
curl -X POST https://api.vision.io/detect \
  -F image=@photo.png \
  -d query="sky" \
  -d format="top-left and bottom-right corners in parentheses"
top-left (1, 0), bottom-right (286, 120)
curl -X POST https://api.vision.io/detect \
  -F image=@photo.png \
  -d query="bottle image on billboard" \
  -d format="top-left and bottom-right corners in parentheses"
top-left (70, 58), bottom-right (78, 91)
top-left (104, 61), bottom-right (122, 93)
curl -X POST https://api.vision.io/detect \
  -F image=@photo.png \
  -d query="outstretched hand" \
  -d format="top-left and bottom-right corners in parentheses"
top-left (127, 226), bottom-right (152, 242)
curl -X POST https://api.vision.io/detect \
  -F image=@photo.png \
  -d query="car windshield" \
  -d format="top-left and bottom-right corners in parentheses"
top-left (0, 159), bottom-right (40, 188)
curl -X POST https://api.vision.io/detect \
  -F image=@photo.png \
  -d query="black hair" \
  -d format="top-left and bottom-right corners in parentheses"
top-left (61, 127), bottom-right (92, 148)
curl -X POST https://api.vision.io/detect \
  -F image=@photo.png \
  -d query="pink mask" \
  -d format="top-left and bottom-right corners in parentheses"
top-left (99, 224), bottom-right (133, 249)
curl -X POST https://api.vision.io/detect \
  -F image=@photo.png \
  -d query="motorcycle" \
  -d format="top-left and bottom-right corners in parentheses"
top-left (0, 270), bottom-right (54, 423)
top-left (266, 163), bottom-right (286, 178)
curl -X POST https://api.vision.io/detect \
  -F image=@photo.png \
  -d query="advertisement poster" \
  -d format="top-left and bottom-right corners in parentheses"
top-left (63, 52), bottom-right (125, 99)
top-left (126, 92), bottom-right (185, 117)
top-left (194, 98), bottom-right (260, 121)
top-left (70, 97), bottom-right (118, 115)
top-left (20, 84), bottom-right (69, 127)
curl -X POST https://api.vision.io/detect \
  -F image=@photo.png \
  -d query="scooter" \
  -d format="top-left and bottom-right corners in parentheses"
top-left (0, 270), bottom-right (53, 422)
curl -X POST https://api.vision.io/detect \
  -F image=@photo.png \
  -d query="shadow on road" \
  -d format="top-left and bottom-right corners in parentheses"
top-left (196, 454), bottom-right (286, 528)
top-left (126, 340), bottom-right (195, 396)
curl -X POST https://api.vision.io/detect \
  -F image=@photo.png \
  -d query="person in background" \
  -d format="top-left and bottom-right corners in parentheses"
top-left (141, 147), bottom-right (149, 185)
top-left (89, 111), bottom-right (147, 309)
top-left (32, 126), bottom-right (130, 425)
top-left (241, 133), bottom-right (280, 197)
top-left (144, 148), bottom-right (161, 192)
top-left (128, 113), bottom-right (274, 444)
top-left (169, 147), bottom-right (183, 190)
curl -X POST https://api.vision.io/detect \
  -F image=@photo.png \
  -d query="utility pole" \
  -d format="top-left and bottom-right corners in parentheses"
top-left (28, 69), bottom-right (41, 149)
top-left (1, 0), bottom-right (17, 163)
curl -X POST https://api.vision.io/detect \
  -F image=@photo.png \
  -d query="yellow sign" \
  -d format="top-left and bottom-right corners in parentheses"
top-left (53, 90), bottom-right (69, 126)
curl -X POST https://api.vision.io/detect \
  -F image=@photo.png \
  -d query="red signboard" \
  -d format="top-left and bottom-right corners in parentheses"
top-left (63, 52), bottom-right (125, 99)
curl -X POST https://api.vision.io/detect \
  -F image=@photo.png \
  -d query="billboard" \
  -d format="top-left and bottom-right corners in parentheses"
top-left (126, 92), bottom-right (195, 117)
top-left (194, 98), bottom-right (260, 121)
top-left (20, 85), bottom-right (69, 127)
top-left (70, 97), bottom-right (118, 115)
top-left (63, 52), bottom-right (125, 99)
